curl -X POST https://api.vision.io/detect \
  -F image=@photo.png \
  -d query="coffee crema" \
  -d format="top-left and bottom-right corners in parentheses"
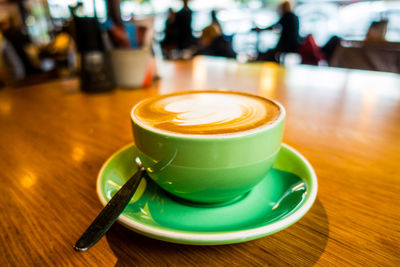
top-left (133, 91), bottom-right (281, 135)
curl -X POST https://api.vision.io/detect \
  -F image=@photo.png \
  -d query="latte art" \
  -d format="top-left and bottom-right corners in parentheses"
top-left (133, 91), bottom-right (281, 135)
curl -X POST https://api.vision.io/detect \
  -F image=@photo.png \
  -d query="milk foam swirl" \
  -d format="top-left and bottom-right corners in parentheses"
top-left (133, 91), bottom-right (280, 135)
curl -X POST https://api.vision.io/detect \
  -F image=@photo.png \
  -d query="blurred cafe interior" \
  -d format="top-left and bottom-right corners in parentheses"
top-left (1, 0), bottom-right (399, 266)
top-left (0, 0), bottom-right (399, 85)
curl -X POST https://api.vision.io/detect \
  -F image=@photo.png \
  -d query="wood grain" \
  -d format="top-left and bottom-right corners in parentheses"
top-left (1, 57), bottom-right (399, 266)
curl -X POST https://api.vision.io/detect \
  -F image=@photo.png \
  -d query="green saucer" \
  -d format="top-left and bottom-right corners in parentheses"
top-left (96, 143), bottom-right (317, 245)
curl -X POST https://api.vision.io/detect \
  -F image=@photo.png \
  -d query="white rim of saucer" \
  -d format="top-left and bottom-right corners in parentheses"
top-left (96, 143), bottom-right (318, 243)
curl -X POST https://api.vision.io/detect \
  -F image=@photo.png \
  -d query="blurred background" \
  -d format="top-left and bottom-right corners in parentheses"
top-left (1, 0), bottom-right (399, 88)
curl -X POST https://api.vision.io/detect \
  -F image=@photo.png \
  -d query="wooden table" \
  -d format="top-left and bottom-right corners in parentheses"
top-left (1, 57), bottom-right (399, 266)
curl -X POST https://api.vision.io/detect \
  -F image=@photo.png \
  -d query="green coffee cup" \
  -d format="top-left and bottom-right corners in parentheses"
top-left (131, 91), bottom-right (285, 204)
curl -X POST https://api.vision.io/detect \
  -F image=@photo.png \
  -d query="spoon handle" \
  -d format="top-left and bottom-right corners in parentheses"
top-left (74, 167), bottom-right (144, 251)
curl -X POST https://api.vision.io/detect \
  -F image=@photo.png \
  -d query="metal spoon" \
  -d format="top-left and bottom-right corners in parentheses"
top-left (74, 158), bottom-right (145, 251)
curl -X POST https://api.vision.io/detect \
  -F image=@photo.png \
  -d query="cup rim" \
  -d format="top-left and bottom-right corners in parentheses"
top-left (131, 90), bottom-right (286, 139)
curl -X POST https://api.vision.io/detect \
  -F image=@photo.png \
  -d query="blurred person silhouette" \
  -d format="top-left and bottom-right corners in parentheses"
top-left (195, 10), bottom-right (235, 58)
top-left (365, 20), bottom-right (388, 43)
top-left (97, 0), bottom-right (131, 48)
top-left (124, 12), bottom-right (141, 49)
top-left (210, 10), bottom-right (222, 34)
top-left (100, 4), bottom-right (147, 49)
top-left (195, 22), bottom-right (235, 58)
top-left (174, 0), bottom-right (195, 50)
top-left (253, 0), bottom-right (299, 62)
top-left (161, 8), bottom-right (178, 56)
top-left (101, 21), bottom-right (130, 49)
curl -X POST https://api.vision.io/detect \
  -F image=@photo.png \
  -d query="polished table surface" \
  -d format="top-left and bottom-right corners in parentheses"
top-left (1, 57), bottom-right (399, 266)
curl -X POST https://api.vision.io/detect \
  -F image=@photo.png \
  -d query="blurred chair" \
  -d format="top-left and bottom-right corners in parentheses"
top-left (330, 41), bottom-right (400, 73)
top-left (297, 34), bottom-right (324, 65)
